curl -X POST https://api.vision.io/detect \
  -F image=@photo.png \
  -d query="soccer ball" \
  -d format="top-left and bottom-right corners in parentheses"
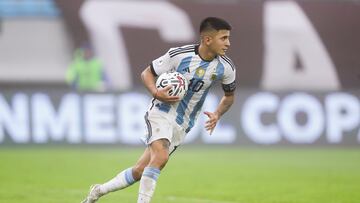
top-left (155, 72), bottom-right (188, 99)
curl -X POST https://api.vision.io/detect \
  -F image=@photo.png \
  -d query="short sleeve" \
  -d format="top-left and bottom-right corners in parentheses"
top-left (222, 64), bottom-right (236, 92)
top-left (150, 49), bottom-right (174, 76)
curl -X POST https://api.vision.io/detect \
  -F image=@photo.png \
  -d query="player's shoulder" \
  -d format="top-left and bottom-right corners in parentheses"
top-left (168, 44), bottom-right (197, 58)
top-left (219, 55), bottom-right (236, 71)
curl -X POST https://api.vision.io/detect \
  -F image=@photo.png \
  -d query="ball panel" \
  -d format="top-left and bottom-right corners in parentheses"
top-left (155, 72), bottom-right (188, 99)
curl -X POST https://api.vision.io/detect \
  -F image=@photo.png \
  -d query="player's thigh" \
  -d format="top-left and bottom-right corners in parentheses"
top-left (148, 139), bottom-right (170, 169)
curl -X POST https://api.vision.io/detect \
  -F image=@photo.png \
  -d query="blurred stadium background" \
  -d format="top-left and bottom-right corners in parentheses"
top-left (0, 0), bottom-right (360, 203)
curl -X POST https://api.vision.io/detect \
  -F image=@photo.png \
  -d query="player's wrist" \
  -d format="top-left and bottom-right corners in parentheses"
top-left (152, 89), bottom-right (159, 99)
top-left (214, 111), bottom-right (221, 119)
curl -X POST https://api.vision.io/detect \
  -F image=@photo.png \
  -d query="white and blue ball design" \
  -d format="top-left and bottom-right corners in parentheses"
top-left (155, 72), bottom-right (188, 100)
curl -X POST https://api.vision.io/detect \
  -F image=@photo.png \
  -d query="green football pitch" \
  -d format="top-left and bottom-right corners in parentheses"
top-left (0, 146), bottom-right (359, 203)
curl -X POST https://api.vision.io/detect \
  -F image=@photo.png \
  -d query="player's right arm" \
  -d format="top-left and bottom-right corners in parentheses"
top-left (141, 49), bottom-right (181, 103)
top-left (141, 66), bottom-right (180, 103)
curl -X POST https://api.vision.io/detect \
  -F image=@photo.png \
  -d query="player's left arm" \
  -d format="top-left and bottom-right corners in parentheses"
top-left (204, 90), bottom-right (234, 135)
top-left (204, 59), bottom-right (236, 135)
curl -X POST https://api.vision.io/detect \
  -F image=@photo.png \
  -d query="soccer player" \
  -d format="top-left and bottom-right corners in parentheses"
top-left (81, 16), bottom-right (236, 203)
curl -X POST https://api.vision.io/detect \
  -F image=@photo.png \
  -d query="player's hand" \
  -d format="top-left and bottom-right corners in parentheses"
top-left (204, 111), bottom-right (220, 135)
top-left (154, 85), bottom-right (180, 104)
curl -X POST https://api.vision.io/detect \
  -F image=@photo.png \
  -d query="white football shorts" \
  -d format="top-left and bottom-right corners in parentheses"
top-left (142, 108), bottom-right (186, 154)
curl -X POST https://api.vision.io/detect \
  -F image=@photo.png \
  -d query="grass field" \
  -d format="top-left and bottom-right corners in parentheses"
top-left (0, 146), bottom-right (359, 203)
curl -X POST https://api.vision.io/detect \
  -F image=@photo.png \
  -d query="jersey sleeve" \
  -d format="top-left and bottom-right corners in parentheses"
top-left (222, 63), bottom-right (236, 92)
top-left (150, 49), bottom-right (174, 76)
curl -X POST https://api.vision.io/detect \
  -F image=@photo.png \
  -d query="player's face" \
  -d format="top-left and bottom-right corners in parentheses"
top-left (209, 30), bottom-right (231, 56)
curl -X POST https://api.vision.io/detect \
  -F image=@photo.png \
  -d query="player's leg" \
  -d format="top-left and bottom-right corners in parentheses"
top-left (81, 148), bottom-right (151, 203)
top-left (98, 147), bottom-right (151, 193)
top-left (132, 147), bottom-right (152, 180)
top-left (137, 138), bottom-right (170, 203)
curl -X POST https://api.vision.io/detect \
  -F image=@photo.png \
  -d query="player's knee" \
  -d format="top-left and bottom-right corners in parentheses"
top-left (152, 152), bottom-right (169, 169)
top-left (158, 152), bottom-right (169, 165)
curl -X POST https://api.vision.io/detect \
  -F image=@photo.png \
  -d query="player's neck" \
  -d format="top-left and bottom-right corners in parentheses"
top-left (198, 44), bottom-right (216, 61)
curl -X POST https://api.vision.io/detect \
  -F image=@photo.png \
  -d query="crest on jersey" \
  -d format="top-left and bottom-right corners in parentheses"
top-left (211, 73), bottom-right (217, 81)
top-left (195, 67), bottom-right (205, 77)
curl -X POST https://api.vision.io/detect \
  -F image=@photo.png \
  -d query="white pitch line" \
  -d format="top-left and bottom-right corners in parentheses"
top-left (166, 195), bottom-right (240, 203)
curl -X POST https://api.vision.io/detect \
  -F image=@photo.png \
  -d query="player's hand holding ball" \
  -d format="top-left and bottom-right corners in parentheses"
top-left (154, 85), bottom-right (180, 103)
top-left (155, 72), bottom-right (188, 103)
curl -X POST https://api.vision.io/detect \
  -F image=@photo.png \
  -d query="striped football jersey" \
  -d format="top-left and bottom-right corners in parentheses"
top-left (149, 44), bottom-right (236, 133)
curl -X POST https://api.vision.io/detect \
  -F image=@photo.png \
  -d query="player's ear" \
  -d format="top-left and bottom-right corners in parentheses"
top-left (204, 35), bottom-right (212, 45)
top-left (200, 31), bottom-right (212, 45)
